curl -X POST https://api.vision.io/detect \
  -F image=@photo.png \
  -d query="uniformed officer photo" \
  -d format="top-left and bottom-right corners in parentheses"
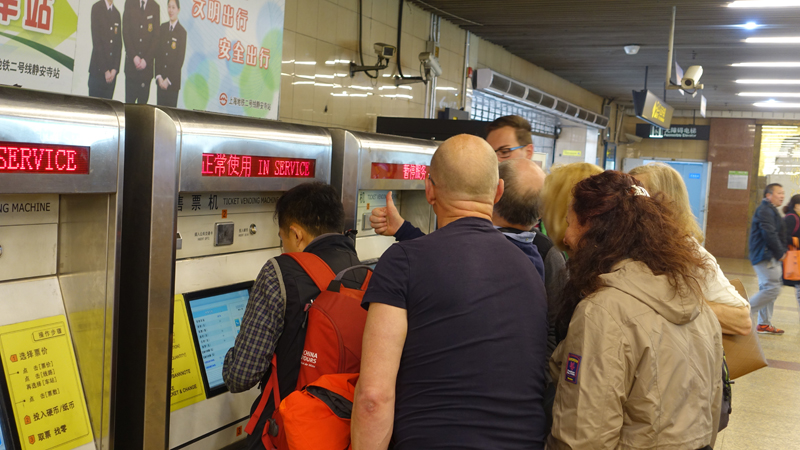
top-left (123, 0), bottom-right (160, 103)
top-left (155, 0), bottom-right (186, 107)
top-left (88, 0), bottom-right (122, 99)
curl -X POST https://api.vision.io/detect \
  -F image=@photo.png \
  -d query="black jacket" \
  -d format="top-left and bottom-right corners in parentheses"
top-left (89, 0), bottom-right (122, 76)
top-left (749, 199), bottom-right (786, 265)
top-left (123, 0), bottom-right (160, 80)
top-left (155, 20), bottom-right (186, 90)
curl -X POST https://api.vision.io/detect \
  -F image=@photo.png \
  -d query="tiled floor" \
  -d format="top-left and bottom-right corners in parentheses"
top-left (716, 258), bottom-right (800, 450)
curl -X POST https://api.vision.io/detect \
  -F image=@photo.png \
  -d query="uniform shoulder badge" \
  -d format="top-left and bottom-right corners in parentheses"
top-left (565, 353), bottom-right (581, 384)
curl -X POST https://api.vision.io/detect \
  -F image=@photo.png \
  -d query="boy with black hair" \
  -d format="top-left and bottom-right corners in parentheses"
top-left (223, 182), bottom-right (365, 449)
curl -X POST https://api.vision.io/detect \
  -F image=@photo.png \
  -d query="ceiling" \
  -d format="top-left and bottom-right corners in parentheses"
top-left (409, 0), bottom-right (800, 111)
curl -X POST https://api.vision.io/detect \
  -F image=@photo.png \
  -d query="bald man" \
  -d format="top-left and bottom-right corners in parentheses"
top-left (352, 135), bottom-right (549, 450)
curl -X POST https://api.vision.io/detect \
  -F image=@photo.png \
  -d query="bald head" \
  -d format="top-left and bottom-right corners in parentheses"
top-left (494, 159), bottom-right (546, 228)
top-left (430, 134), bottom-right (499, 204)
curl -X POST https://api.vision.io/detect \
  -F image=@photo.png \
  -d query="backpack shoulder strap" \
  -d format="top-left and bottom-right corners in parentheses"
top-left (244, 354), bottom-right (281, 436)
top-left (793, 214), bottom-right (800, 235)
top-left (328, 265), bottom-right (373, 292)
top-left (285, 252), bottom-right (336, 293)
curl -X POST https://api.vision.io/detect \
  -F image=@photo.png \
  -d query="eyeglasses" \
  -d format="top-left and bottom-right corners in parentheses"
top-left (495, 145), bottom-right (525, 159)
top-left (428, 173), bottom-right (436, 186)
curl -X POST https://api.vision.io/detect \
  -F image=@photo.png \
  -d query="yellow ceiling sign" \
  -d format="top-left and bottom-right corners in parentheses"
top-left (0, 316), bottom-right (93, 450)
top-left (170, 296), bottom-right (206, 411)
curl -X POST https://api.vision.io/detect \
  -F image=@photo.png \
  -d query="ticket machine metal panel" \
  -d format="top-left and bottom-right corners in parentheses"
top-left (0, 87), bottom-right (125, 450)
top-left (118, 107), bottom-right (332, 450)
top-left (330, 130), bottom-right (439, 262)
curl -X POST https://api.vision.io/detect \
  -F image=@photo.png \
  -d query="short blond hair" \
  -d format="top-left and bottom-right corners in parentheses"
top-left (540, 162), bottom-right (604, 251)
top-left (629, 162), bottom-right (704, 243)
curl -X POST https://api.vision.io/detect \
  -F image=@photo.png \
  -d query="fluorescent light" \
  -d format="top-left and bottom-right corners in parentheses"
top-left (349, 85), bottom-right (374, 91)
top-left (754, 100), bottom-right (800, 107)
top-left (292, 81), bottom-right (314, 85)
top-left (435, 86), bottom-right (458, 91)
top-left (729, 1), bottom-right (800, 7)
top-left (739, 92), bottom-right (800, 97)
top-left (736, 79), bottom-right (800, 84)
top-left (295, 61), bottom-right (317, 65)
top-left (746, 37), bottom-right (800, 43)
top-left (732, 62), bottom-right (800, 67)
top-left (742, 22), bottom-right (760, 29)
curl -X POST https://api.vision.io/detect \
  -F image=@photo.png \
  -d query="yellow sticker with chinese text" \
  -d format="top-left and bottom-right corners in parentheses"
top-left (0, 315), bottom-right (93, 450)
top-left (170, 296), bottom-right (206, 411)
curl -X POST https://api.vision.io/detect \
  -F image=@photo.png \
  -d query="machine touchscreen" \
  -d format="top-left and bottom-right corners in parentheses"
top-left (184, 282), bottom-right (253, 397)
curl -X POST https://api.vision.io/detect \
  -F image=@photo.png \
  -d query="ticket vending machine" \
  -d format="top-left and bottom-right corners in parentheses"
top-left (116, 106), bottom-right (332, 450)
top-left (330, 130), bottom-right (439, 262)
top-left (0, 88), bottom-right (124, 450)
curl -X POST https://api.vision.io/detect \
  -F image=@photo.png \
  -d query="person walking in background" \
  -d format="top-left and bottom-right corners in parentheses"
top-left (88, 0), bottom-right (122, 99)
top-left (123, 0), bottom-right (160, 103)
top-left (155, 0), bottom-right (186, 107)
top-left (549, 171), bottom-right (722, 449)
top-left (783, 194), bottom-right (800, 317)
top-left (748, 183), bottom-right (786, 335)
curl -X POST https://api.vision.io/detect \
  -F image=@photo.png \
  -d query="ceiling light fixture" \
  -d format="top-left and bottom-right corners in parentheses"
top-left (736, 79), bottom-right (800, 84)
top-left (623, 45), bottom-right (640, 55)
top-left (739, 92), bottom-right (800, 96)
top-left (755, 101), bottom-right (800, 107)
top-left (740, 22), bottom-right (761, 29)
top-left (732, 62), bottom-right (800, 67)
top-left (729, 1), bottom-right (800, 7)
top-left (745, 36), bottom-right (800, 43)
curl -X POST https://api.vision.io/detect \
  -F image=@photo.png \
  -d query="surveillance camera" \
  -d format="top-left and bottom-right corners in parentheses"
top-left (682, 65), bottom-right (704, 90)
top-left (419, 52), bottom-right (443, 77)
top-left (374, 43), bottom-right (396, 60)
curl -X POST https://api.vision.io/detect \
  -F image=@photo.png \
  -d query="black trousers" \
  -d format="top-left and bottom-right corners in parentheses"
top-left (88, 73), bottom-right (116, 99)
top-left (157, 87), bottom-right (179, 107)
top-left (126, 77), bottom-right (151, 104)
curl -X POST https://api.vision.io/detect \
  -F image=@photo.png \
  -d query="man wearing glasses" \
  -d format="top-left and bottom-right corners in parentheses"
top-left (485, 115), bottom-right (535, 161)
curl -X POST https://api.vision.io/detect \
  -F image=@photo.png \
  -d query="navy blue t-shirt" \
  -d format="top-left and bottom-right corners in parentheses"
top-left (362, 217), bottom-right (549, 449)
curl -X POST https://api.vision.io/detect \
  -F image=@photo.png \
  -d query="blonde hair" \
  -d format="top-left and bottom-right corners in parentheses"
top-left (629, 162), bottom-right (704, 243)
top-left (540, 162), bottom-right (604, 252)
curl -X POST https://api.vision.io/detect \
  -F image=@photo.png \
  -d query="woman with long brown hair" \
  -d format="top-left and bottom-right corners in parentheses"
top-left (549, 171), bottom-right (723, 450)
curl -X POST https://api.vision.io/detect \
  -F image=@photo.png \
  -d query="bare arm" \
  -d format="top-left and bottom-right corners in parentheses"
top-left (351, 303), bottom-right (408, 450)
top-left (706, 302), bottom-right (751, 336)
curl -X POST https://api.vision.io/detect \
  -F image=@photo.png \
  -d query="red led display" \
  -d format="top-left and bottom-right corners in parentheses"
top-left (370, 163), bottom-right (429, 180)
top-left (201, 153), bottom-right (316, 178)
top-left (0, 142), bottom-right (90, 174)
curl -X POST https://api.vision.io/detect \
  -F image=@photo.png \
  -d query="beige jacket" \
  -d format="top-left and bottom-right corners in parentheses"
top-left (548, 260), bottom-right (723, 450)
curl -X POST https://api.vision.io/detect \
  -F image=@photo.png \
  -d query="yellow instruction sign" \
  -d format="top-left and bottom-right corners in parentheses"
top-left (170, 296), bottom-right (206, 411)
top-left (0, 316), bottom-right (93, 450)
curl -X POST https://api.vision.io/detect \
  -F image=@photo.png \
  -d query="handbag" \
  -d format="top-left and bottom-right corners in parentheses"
top-left (783, 237), bottom-right (800, 281)
top-left (723, 279), bottom-right (768, 379)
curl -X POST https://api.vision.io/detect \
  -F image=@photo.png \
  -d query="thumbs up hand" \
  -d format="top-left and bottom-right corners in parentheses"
top-left (370, 191), bottom-right (405, 236)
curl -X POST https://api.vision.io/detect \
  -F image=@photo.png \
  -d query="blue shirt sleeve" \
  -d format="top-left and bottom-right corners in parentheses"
top-left (395, 220), bottom-right (426, 242)
top-left (361, 243), bottom-right (410, 311)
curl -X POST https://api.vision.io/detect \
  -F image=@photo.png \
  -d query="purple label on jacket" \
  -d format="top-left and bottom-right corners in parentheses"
top-left (565, 353), bottom-right (581, 384)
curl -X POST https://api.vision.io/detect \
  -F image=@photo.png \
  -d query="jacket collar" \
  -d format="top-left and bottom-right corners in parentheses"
top-left (304, 233), bottom-right (356, 254)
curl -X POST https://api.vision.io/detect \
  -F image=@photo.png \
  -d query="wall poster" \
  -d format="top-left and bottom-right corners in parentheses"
top-left (0, 0), bottom-right (283, 118)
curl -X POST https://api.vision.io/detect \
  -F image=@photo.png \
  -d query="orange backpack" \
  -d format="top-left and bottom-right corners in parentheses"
top-left (244, 253), bottom-right (371, 450)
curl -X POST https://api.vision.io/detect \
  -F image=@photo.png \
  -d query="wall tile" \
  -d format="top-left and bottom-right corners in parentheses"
top-left (371, 0), bottom-right (387, 26)
top-left (296, 0), bottom-right (319, 38)
top-left (338, 0), bottom-right (357, 13)
top-left (317, 1), bottom-right (339, 46)
top-left (385, 0), bottom-right (399, 29)
top-left (336, 7), bottom-right (358, 52)
top-left (284, 0), bottom-right (298, 31)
